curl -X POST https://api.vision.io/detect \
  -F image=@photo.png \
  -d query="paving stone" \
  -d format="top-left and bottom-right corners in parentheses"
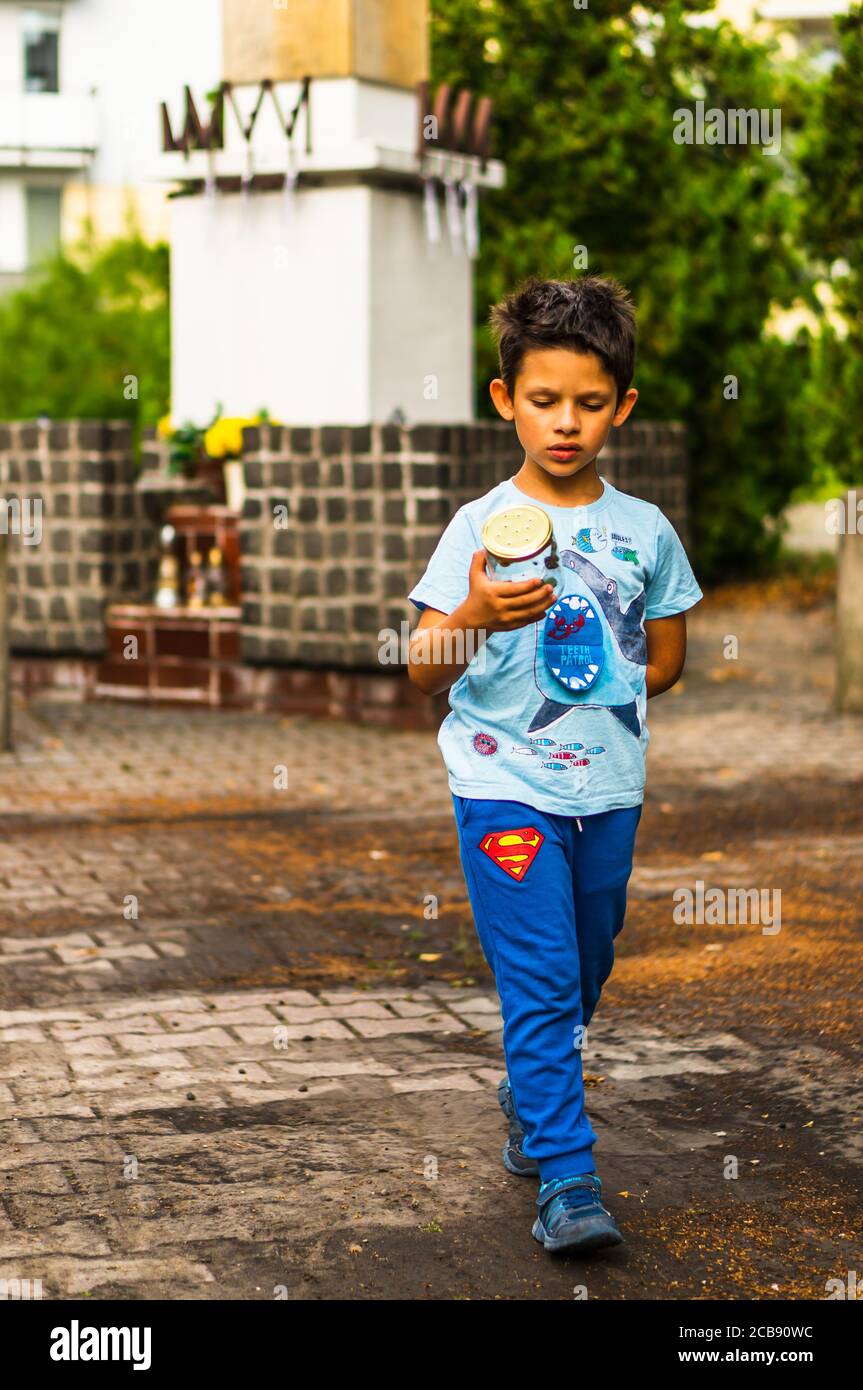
top-left (445, 996), bottom-right (502, 1015)
top-left (68, 1052), bottom-right (190, 1076)
top-left (0, 1026), bottom-right (47, 1043)
top-left (0, 1225), bottom-right (114, 1260)
top-left (10, 1256), bottom-right (216, 1295)
top-left (100, 1093), bottom-right (227, 1116)
top-left (49, 1016), bottom-right (168, 1040)
top-left (224, 1080), bottom-right (345, 1104)
top-left (0, 933), bottom-right (98, 954)
top-left (97, 996), bottom-right (209, 1019)
top-left (317, 989), bottom-right (436, 1005)
top-left (236, 1021), bottom-right (355, 1044)
top-left (389, 1073), bottom-right (484, 1094)
top-left (457, 1014), bottom-right (503, 1033)
top-left (62, 1036), bottom-right (119, 1058)
top-left (201, 988), bottom-right (320, 1010)
top-left (160, 1008), bottom-right (279, 1031)
top-left (54, 944), bottom-right (158, 964)
top-left (118, 1028), bottom-right (235, 1053)
top-left (263, 1059), bottom-right (399, 1079)
top-left (268, 1003), bottom-right (394, 1023)
top-left (346, 1015), bottom-right (468, 1038)
top-left (0, 1100), bottom-right (96, 1121)
top-left (384, 1000), bottom-right (445, 1018)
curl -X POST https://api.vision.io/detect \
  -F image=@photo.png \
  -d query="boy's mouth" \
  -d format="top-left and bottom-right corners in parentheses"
top-left (548, 445), bottom-right (582, 460)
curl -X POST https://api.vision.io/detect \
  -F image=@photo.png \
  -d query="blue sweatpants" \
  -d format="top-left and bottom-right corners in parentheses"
top-left (452, 795), bottom-right (642, 1182)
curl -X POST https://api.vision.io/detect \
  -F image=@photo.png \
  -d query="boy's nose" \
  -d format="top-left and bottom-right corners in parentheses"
top-left (556, 407), bottom-right (581, 432)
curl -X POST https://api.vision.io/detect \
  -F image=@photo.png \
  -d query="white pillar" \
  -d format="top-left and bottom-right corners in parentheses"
top-left (836, 526), bottom-right (863, 713)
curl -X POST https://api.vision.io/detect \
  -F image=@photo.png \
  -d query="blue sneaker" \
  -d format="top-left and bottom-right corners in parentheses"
top-left (497, 1076), bottom-right (540, 1177)
top-left (532, 1173), bottom-right (623, 1255)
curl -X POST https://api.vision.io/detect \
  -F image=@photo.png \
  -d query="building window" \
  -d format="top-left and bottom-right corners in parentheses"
top-left (21, 7), bottom-right (61, 94)
top-left (26, 186), bottom-right (62, 267)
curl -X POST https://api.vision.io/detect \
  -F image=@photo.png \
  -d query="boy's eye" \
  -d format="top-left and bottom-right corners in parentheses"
top-left (529, 400), bottom-right (605, 410)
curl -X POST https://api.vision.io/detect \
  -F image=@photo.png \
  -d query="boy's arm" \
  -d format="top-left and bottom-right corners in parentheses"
top-left (408, 549), bottom-right (556, 698)
top-left (407, 604), bottom-right (485, 697)
top-left (644, 613), bottom-right (688, 698)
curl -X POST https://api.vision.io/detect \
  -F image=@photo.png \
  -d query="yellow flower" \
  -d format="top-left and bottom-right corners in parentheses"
top-left (204, 414), bottom-right (278, 457)
top-left (156, 414), bottom-right (173, 439)
top-left (204, 417), bottom-right (244, 458)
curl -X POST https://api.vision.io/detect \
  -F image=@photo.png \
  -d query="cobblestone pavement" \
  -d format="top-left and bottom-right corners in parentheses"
top-left (1, 594), bottom-right (862, 1300)
top-left (2, 604), bottom-right (861, 827)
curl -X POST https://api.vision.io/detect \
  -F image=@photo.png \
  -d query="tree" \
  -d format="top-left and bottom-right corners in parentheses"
top-left (798, 3), bottom-right (863, 487)
top-left (0, 225), bottom-right (169, 433)
top-left (430, 0), bottom-right (817, 579)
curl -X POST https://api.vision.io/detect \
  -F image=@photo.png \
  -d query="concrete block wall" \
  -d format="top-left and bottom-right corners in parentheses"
top-left (0, 420), bottom-right (161, 655)
top-left (1, 417), bottom-right (691, 669)
top-left (237, 419), bottom-right (692, 669)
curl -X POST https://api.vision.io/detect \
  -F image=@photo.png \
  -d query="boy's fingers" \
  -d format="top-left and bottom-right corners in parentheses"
top-left (471, 550), bottom-right (550, 597)
top-left (470, 548), bottom-right (492, 576)
top-left (490, 575), bottom-right (551, 596)
top-left (497, 593), bottom-right (556, 621)
top-left (498, 585), bottom-right (556, 607)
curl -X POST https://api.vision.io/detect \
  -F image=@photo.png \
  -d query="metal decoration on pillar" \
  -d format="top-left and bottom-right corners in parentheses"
top-left (422, 175), bottom-right (442, 251)
top-left (445, 161), bottom-right (463, 249)
top-left (161, 77), bottom-right (313, 198)
top-left (416, 81), bottom-right (493, 257)
top-left (241, 144), bottom-right (255, 204)
top-left (282, 140), bottom-right (300, 225)
top-left (464, 180), bottom-right (480, 260)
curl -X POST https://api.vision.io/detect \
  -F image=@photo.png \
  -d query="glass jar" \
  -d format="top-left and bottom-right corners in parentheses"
top-left (481, 504), bottom-right (560, 589)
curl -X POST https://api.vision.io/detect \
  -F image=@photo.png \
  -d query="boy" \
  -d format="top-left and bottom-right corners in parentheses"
top-left (406, 274), bottom-right (703, 1256)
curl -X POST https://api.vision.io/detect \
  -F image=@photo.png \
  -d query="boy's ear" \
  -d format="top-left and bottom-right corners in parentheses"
top-left (612, 387), bottom-right (638, 427)
top-left (489, 378), bottom-right (515, 420)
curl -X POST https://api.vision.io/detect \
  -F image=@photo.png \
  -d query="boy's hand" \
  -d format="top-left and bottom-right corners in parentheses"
top-left (461, 549), bottom-right (558, 633)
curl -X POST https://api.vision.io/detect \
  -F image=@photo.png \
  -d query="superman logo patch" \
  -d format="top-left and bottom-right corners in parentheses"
top-left (479, 826), bottom-right (544, 881)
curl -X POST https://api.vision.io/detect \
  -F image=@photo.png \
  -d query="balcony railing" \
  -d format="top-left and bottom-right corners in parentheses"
top-left (0, 91), bottom-right (98, 169)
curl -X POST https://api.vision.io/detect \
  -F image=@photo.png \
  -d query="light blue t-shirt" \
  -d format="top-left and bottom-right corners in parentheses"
top-left (408, 475), bottom-right (703, 816)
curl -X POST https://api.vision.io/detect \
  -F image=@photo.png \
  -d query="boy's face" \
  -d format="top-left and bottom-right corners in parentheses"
top-left (489, 347), bottom-right (638, 483)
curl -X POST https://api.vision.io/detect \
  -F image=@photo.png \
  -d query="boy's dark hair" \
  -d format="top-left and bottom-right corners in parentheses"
top-left (489, 274), bottom-right (637, 406)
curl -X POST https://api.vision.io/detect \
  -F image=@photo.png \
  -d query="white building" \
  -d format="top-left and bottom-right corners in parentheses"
top-left (710, 1), bottom-right (851, 60)
top-left (0, 0), bottom-right (221, 292)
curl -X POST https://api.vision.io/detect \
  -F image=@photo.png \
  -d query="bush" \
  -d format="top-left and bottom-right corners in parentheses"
top-left (0, 225), bottom-right (169, 433)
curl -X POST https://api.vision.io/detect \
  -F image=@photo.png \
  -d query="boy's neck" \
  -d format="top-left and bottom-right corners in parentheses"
top-left (511, 457), bottom-right (605, 508)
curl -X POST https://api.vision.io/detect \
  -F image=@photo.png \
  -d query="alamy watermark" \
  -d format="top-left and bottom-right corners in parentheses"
top-left (380, 620), bottom-right (489, 671)
top-left (825, 490), bottom-right (863, 535)
top-left (1, 496), bottom-right (42, 545)
top-left (673, 880), bottom-right (781, 935)
top-left (673, 101), bottom-right (781, 157)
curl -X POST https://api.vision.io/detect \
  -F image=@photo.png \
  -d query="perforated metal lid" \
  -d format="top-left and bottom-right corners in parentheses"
top-left (481, 504), bottom-right (553, 561)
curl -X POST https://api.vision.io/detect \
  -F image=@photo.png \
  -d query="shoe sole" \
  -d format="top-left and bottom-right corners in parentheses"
top-left (498, 1081), bottom-right (540, 1176)
top-left (497, 1078), bottom-right (519, 1130)
top-left (532, 1215), bottom-right (624, 1255)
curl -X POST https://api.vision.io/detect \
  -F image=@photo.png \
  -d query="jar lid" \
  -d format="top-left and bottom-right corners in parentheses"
top-left (482, 504), bottom-right (553, 561)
